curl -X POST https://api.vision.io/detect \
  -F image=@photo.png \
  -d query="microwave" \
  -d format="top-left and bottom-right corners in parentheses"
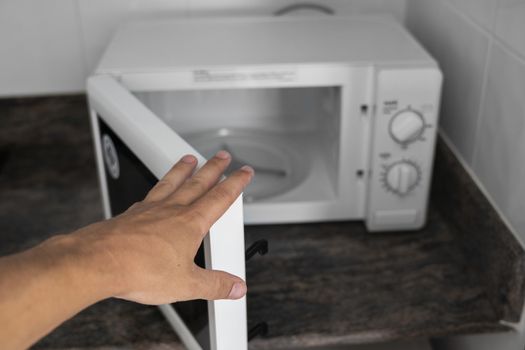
top-left (88, 16), bottom-right (442, 350)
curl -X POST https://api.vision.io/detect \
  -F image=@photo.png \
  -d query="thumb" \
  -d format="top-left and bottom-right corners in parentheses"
top-left (193, 267), bottom-right (247, 300)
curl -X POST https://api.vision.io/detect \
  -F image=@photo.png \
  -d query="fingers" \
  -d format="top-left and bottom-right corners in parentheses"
top-left (193, 267), bottom-right (247, 300)
top-left (189, 166), bottom-right (254, 231)
top-left (144, 155), bottom-right (198, 202)
top-left (167, 151), bottom-right (232, 206)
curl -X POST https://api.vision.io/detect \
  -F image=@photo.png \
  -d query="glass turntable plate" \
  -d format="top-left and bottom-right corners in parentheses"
top-left (186, 128), bottom-right (309, 202)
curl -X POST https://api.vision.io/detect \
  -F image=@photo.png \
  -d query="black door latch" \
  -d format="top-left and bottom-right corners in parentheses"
top-left (245, 240), bottom-right (268, 261)
top-left (248, 322), bottom-right (269, 341)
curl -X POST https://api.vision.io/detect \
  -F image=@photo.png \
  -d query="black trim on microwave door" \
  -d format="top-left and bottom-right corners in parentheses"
top-left (98, 119), bottom-right (157, 215)
top-left (97, 117), bottom-right (210, 349)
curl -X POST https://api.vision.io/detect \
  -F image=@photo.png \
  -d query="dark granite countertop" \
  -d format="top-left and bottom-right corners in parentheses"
top-left (1, 95), bottom-right (524, 350)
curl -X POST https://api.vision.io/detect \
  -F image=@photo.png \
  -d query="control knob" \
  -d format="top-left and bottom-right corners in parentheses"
top-left (383, 161), bottom-right (421, 196)
top-left (389, 109), bottom-right (425, 145)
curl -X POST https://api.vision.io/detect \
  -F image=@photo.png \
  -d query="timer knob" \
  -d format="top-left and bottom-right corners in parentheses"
top-left (389, 109), bottom-right (425, 145)
top-left (384, 161), bottom-right (421, 196)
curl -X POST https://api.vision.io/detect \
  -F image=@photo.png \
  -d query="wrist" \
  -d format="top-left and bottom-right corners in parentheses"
top-left (39, 228), bottom-right (118, 303)
top-left (0, 231), bottom-right (118, 350)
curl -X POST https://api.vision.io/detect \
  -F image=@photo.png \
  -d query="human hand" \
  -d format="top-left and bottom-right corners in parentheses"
top-left (73, 151), bottom-right (253, 305)
top-left (0, 151), bottom-right (252, 349)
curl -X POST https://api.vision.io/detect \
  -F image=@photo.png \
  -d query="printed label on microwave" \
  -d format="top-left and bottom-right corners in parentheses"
top-left (382, 100), bottom-right (399, 115)
top-left (193, 69), bottom-right (297, 83)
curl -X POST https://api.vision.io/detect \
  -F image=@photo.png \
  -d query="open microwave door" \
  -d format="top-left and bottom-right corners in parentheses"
top-left (87, 75), bottom-right (247, 350)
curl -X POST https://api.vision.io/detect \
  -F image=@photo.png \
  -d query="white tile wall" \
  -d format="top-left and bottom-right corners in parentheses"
top-left (406, 0), bottom-right (490, 162)
top-left (406, 0), bottom-right (525, 243)
top-left (407, 0), bottom-right (525, 348)
top-left (0, 0), bottom-right (406, 96)
top-left (444, 0), bottom-right (499, 29)
top-left (494, 0), bottom-right (525, 58)
top-left (474, 43), bottom-right (525, 245)
top-left (77, 0), bottom-right (188, 75)
top-left (0, 0), bottom-right (86, 96)
top-left (76, 0), bottom-right (136, 76)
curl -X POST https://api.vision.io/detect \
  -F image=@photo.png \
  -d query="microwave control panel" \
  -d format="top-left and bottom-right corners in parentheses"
top-left (366, 67), bottom-right (443, 232)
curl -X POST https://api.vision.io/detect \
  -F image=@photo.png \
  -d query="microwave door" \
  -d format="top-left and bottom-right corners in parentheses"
top-left (86, 75), bottom-right (248, 350)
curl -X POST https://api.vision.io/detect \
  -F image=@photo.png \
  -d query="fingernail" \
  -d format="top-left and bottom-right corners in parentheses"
top-left (240, 165), bottom-right (255, 176)
top-left (181, 154), bottom-right (196, 164)
top-left (228, 282), bottom-right (247, 299)
top-left (215, 150), bottom-right (231, 160)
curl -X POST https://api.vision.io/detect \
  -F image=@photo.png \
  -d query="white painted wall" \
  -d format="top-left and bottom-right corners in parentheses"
top-left (405, 0), bottom-right (525, 349)
top-left (0, 0), bottom-right (406, 97)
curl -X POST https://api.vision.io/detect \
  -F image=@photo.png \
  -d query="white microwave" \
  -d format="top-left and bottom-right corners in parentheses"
top-left (88, 16), bottom-right (442, 350)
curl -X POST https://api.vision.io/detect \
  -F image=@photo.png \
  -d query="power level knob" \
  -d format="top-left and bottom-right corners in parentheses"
top-left (389, 109), bottom-right (425, 145)
top-left (384, 161), bottom-right (420, 196)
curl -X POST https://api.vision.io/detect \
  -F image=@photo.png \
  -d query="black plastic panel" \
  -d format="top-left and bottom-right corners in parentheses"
top-left (97, 117), bottom-right (210, 349)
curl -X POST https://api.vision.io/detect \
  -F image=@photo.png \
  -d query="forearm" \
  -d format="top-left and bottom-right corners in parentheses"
top-left (0, 153), bottom-right (251, 349)
top-left (0, 232), bottom-right (112, 350)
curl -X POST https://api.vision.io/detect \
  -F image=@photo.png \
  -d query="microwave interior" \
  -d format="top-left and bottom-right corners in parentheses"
top-left (134, 86), bottom-right (342, 204)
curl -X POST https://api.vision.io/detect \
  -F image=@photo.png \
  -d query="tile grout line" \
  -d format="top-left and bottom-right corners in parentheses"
top-left (470, 31), bottom-right (494, 171)
top-left (437, 0), bottom-right (492, 167)
top-left (470, 0), bottom-right (504, 171)
top-left (492, 36), bottom-right (525, 66)
top-left (441, 0), bottom-right (525, 64)
top-left (440, 0), bottom-right (494, 37)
